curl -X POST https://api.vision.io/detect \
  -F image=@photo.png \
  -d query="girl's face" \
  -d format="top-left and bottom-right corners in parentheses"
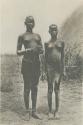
top-left (26, 22), bottom-right (35, 29)
top-left (50, 29), bottom-right (58, 38)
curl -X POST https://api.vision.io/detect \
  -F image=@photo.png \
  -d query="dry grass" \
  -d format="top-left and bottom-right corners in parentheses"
top-left (0, 55), bottom-right (82, 125)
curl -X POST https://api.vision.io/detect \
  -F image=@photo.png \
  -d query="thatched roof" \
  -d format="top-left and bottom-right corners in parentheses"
top-left (59, 5), bottom-right (83, 58)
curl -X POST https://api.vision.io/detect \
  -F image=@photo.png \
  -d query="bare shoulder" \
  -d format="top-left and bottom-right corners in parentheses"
top-left (61, 41), bottom-right (65, 48)
top-left (34, 33), bottom-right (41, 41)
top-left (18, 33), bottom-right (26, 39)
top-left (44, 40), bottom-right (50, 45)
top-left (18, 34), bottom-right (23, 42)
top-left (56, 40), bottom-right (64, 47)
top-left (44, 42), bottom-right (48, 45)
top-left (44, 42), bottom-right (49, 48)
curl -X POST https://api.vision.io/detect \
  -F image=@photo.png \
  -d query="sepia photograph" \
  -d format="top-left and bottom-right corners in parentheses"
top-left (0, 0), bottom-right (83, 125)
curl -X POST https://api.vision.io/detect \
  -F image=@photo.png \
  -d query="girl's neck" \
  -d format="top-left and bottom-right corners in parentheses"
top-left (51, 36), bottom-right (57, 42)
top-left (26, 28), bottom-right (33, 33)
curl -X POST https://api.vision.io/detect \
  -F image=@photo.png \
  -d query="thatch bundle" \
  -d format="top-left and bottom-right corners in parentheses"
top-left (59, 5), bottom-right (83, 80)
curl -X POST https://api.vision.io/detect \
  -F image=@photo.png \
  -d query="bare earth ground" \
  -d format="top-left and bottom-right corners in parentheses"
top-left (0, 55), bottom-right (83, 125)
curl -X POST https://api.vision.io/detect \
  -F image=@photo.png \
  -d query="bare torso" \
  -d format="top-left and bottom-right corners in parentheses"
top-left (17, 32), bottom-right (42, 62)
top-left (45, 40), bottom-right (63, 70)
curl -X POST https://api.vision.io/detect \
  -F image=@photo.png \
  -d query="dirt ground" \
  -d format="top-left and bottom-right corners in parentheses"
top-left (0, 55), bottom-right (83, 125)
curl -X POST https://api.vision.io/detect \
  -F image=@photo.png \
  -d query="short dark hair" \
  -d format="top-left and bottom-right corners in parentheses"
top-left (24, 16), bottom-right (35, 26)
top-left (49, 24), bottom-right (58, 32)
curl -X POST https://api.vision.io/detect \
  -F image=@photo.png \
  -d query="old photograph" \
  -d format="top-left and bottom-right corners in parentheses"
top-left (0, 0), bottom-right (83, 125)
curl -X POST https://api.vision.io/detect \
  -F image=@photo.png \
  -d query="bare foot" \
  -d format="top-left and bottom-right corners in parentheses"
top-left (54, 112), bottom-right (60, 120)
top-left (21, 112), bottom-right (30, 121)
top-left (32, 112), bottom-right (42, 120)
top-left (48, 112), bottom-right (53, 120)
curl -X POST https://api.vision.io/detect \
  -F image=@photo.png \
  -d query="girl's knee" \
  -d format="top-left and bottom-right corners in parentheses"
top-left (54, 83), bottom-right (60, 93)
top-left (48, 87), bottom-right (53, 94)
